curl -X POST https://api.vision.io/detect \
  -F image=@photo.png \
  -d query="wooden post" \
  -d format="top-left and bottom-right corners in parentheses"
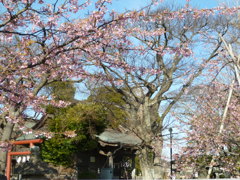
top-left (108, 152), bottom-right (113, 169)
top-left (6, 151), bottom-right (11, 180)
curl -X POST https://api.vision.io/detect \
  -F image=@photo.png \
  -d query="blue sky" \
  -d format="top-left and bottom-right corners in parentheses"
top-left (108, 0), bottom-right (234, 12)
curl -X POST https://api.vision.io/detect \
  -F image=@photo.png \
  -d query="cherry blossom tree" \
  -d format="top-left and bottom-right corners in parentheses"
top-left (205, 36), bottom-right (240, 178)
top-left (176, 36), bottom-right (240, 178)
top-left (0, 0), bottom-right (141, 171)
top-left (177, 81), bottom-right (239, 177)
top-left (0, 0), bottom-right (240, 179)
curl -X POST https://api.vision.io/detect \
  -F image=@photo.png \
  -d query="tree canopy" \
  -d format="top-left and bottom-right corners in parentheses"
top-left (41, 84), bottom-right (126, 166)
top-left (0, 0), bottom-right (240, 178)
top-left (41, 102), bottom-right (107, 166)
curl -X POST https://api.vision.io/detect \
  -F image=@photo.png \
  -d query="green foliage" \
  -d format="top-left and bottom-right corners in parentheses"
top-left (46, 81), bottom-right (76, 102)
top-left (42, 103), bottom-right (107, 166)
top-left (41, 135), bottom-right (77, 166)
top-left (87, 86), bottom-right (127, 128)
top-left (134, 156), bottom-right (142, 176)
top-left (48, 103), bottom-right (107, 134)
top-left (41, 84), bottom-right (127, 166)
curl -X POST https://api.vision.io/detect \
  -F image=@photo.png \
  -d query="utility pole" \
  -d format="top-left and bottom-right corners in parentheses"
top-left (169, 128), bottom-right (173, 178)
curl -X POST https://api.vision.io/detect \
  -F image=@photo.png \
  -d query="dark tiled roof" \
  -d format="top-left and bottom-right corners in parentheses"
top-left (96, 129), bottom-right (142, 146)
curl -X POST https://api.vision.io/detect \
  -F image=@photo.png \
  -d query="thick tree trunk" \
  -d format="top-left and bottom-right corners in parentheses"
top-left (128, 99), bottom-right (164, 180)
top-left (0, 121), bottom-right (14, 172)
top-left (139, 147), bottom-right (155, 180)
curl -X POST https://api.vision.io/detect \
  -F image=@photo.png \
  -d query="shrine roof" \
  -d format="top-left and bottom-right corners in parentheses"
top-left (96, 129), bottom-right (142, 146)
